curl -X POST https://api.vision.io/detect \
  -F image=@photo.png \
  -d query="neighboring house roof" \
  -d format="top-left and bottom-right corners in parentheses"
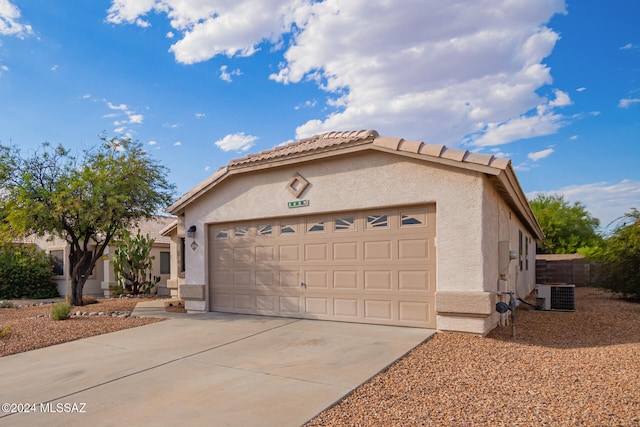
top-left (134, 215), bottom-right (175, 245)
top-left (167, 130), bottom-right (543, 239)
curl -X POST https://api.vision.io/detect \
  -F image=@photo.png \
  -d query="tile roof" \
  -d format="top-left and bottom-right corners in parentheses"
top-left (225, 130), bottom-right (510, 171)
top-left (228, 130), bottom-right (378, 168)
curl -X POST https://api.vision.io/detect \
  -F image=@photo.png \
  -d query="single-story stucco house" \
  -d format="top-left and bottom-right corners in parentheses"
top-left (26, 215), bottom-right (175, 297)
top-left (163, 130), bottom-right (543, 335)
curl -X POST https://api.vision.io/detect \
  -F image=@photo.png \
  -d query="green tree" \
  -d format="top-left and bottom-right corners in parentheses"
top-left (529, 193), bottom-right (601, 254)
top-left (0, 138), bottom-right (175, 305)
top-left (595, 208), bottom-right (640, 299)
top-left (112, 229), bottom-right (160, 295)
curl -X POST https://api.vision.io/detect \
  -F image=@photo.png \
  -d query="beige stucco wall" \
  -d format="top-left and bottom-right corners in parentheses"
top-left (181, 150), bottom-right (513, 331)
top-left (27, 235), bottom-right (170, 298)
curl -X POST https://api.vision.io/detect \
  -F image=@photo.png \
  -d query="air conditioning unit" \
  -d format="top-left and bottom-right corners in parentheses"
top-left (536, 284), bottom-right (575, 311)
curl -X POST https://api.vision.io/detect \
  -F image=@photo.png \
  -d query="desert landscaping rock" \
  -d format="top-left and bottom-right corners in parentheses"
top-left (0, 297), bottom-right (163, 357)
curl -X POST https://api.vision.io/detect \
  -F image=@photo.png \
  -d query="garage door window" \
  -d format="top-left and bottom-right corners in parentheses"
top-left (401, 212), bottom-right (426, 227)
top-left (366, 214), bottom-right (388, 229)
top-left (306, 220), bottom-right (325, 233)
top-left (335, 217), bottom-right (355, 231)
top-left (235, 226), bottom-right (249, 238)
top-left (257, 224), bottom-right (272, 236)
top-left (280, 223), bottom-right (297, 234)
top-left (215, 229), bottom-right (229, 239)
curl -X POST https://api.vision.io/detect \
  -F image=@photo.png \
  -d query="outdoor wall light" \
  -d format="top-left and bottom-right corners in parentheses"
top-left (186, 225), bottom-right (196, 239)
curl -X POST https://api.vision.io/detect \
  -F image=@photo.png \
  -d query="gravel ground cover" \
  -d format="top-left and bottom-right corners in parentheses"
top-left (0, 297), bottom-right (164, 357)
top-left (306, 287), bottom-right (640, 426)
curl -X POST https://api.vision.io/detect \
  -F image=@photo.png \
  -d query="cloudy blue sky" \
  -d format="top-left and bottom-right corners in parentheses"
top-left (1, 0), bottom-right (638, 229)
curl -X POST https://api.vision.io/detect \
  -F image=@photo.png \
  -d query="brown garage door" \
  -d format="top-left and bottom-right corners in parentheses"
top-left (208, 205), bottom-right (436, 327)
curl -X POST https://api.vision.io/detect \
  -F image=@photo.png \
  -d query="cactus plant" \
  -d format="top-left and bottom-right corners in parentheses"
top-left (112, 230), bottom-right (160, 295)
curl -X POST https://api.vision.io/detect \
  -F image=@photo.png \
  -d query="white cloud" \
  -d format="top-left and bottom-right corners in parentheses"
top-left (219, 65), bottom-right (242, 83)
top-left (166, 31), bottom-right (174, 38)
top-left (576, 87), bottom-right (586, 92)
top-left (469, 89), bottom-right (571, 147)
top-left (107, 0), bottom-right (567, 146)
top-left (128, 113), bottom-right (144, 124)
top-left (174, 141), bottom-right (182, 146)
top-left (569, 135), bottom-right (578, 140)
top-left (619, 98), bottom-right (640, 108)
top-left (620, 43), bottom-right (637, 50)
top-left (104, 100), bottom-right (144, 134)
top-left (0, 0), bottom-right (32, 37)
top-left (107, 102), bottom-right (128, 110)
top-left (528, 147), bottom-right (554, 161)
top-left (195, 112), bottom-right (205, 119)
top-left (148, 140), bottom-right (157, 145)
top-left (294, 99), bottom-right (317, 110)
top-left (214, 132), bottom-right (258, 152)
top-left (529, 180), bottom-right (640, 230)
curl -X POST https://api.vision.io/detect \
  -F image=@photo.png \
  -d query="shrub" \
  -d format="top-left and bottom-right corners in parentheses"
top-left (0, 300), bottom-right (13, 308)
top-left (0, 244), bottom-right (58, 299)
top-left (51, 302), bottom-right (72, 320)
top-left (82, 295), bottom-right (98, 305)
top-left (595, 209), bottom-right (640, 299)
top-left (0, 325), bottom-right (12, 339)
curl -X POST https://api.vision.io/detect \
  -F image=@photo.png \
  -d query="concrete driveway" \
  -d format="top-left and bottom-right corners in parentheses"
top-left (0, 309), bottom-right (434, 427)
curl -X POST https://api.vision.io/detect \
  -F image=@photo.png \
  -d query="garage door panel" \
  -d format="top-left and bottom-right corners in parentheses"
top-left (255, 270), bottom-right (275, 287)
top-left (213, 270), bottom-right (233, 285)
top-left (209, 205), bottom-right (436, 327)
top-left (398, 239), bottom-right (429, 260)
top-left (398, 270), bottom-right (429, 290)
top-left (365, 300), bottom-right (392, 320)
top-left (256, 246), bottom-right (275, 262)
top-left (304, 270), bottom-right (328, 288)
top-left (364, 240), bottom-right (392, 260)
top-left (333, 270), bottom-right (358, 289)
top-left (333, 241), bottom-right (358, 261)
top-left (305, 297), bottom-right (329, 316)
top-left (304, 243), bottom-right (328, 261)
top-left (215, 247), bottom-right (233, 262)
top-left (279, 296), bottom-right (302, 314)
top-left (364, 270), bottom-right (392, 290)
top-left (399, 301), bottom-right (431, 322)
top-left (256, 295), bottom-right (276, 312)
top-left (233, 270), bottom-right (252, 287)
top-left (333, 299), bottom-right (359, 318)
top-left (279, 244), bottom-right (300, 261)
top-left (234, 294), bottom-right (254, 310)
top-left (233, 247), bottom-right (252, 262)
top-left (279, 270), bottom-right (300, 287)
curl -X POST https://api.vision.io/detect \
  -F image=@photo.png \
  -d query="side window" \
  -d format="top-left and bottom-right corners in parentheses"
top-left (180, 238), bottom-right (186, 274)
top-left (519, 230), bottom-right (523, 271)
top-left (50, 250), bottom-right (64, 276)
top-left (160, 251), bottom-right (171, 275)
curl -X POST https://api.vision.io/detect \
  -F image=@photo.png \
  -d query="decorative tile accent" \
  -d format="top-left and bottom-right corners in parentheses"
top-left (286, 173), bottom-right (309, 198)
